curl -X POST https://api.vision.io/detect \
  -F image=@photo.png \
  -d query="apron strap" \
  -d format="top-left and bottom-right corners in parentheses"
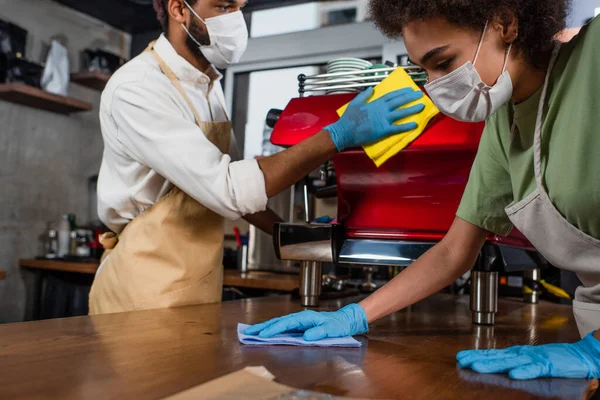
top-left (151, 49), bottom-right (204, 127)
top-left (533, 42), bottom-right (562, 190)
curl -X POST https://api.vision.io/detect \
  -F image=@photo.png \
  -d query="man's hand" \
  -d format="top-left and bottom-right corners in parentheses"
top-left (457, 333), bottom-right (600, 380)
top-left (326, 86), bottom-right (424, 151)
top-left (257, 86), bottom-right (424, 198)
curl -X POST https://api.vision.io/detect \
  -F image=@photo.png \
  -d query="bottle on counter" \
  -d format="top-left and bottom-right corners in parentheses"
top-left (75, 229), bottom-right (91, 257)
top-left (45, 229), bottom-right (58, 259)
top-left (68, 213), bottom-right (77, 231)
top-left (58, 214), bottom-right (71, 257)
top-left (69, 230), bottom-right (77, 256)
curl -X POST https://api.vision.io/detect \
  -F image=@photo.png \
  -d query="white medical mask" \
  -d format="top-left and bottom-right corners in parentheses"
top-left (181, 1), bottom-right (248, 69)
top-left (424, 21), bottom-right (513, 122)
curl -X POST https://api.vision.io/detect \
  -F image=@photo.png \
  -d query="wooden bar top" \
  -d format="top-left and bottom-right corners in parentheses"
top-left (20, 258), bottom-right (99, 274)
top-left (19, 259), bottom-right (298, 292)
top-left (0, 294), bottom-right (596, 399)
top-left (223, 270), bottom-right (298, 292)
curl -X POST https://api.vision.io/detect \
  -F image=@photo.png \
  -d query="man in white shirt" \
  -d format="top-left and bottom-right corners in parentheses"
top-left (89, 0), bottom-right (425, 314)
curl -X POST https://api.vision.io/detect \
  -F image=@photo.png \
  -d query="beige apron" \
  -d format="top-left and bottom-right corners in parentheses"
top-left (505, 43), bottom-right (600, 337)
top-left (89, 44), bottom-right (231, 315)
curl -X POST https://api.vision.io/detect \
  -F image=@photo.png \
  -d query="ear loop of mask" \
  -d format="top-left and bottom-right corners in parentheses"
top-left (181, 0), bottom-right (209, 48)
top-left (183, 0), bottom-right (206, 24)
top-left (473, 20), bottom-right (489, 66)
top-left (501, 43), bottom-right (513, 73)
top-left (474, 20), bottom-right (513, 74)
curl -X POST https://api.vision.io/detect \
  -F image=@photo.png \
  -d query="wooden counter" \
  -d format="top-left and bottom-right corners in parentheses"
top-left (20, 258), bottom-right (99, 274)
top-left (0, 294), bottom-right (596, 399)
top-left (223, 270), bottom-right (298, 292)
top-left (19, 259), bottom-right (298, 292)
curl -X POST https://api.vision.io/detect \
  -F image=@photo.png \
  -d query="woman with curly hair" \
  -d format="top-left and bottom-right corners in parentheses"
top-left (247, 0), bottom-right (600, 380)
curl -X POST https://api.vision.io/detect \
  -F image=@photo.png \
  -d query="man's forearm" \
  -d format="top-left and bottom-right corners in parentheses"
top-left (258, 130), bottom-right (337, 198)
top-left (243, 208), bottom-right (283, 236)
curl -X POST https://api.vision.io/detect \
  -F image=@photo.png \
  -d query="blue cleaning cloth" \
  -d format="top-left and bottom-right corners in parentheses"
top-left (237, 323), bottom-right (361, 348)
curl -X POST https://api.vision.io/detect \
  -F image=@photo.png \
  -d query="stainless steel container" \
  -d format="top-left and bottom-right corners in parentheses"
top-left (274, 223), bottom-right (342, 306)
top-left (300, 261), bottom-right (322, 307)
top-left (237, 244), bottom-right (249, 273)
top-left (471, 270), bottom-right (499, 325)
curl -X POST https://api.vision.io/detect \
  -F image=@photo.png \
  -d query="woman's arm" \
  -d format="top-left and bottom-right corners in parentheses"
top-left (360, 217), bottom-right (489, 322)
top-left (245, 217), bottom-right (489, 339)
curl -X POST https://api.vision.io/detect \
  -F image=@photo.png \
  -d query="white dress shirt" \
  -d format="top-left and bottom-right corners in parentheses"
top-left (98, 34), bottom-right (267, 233)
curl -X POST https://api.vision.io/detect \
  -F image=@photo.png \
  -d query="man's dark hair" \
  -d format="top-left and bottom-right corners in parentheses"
top-left (153, 0), bottom-right (199, 32)
top-left (369, 0), bottom-right (570, 68)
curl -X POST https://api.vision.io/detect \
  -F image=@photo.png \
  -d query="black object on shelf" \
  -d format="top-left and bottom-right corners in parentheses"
top-left (1, 58), bottom-right (44, 87)
top-left (82, 49), bottom-right (125, 75)
top-left (0, 19), bottom-right (41, 86)
top-left (0, 19), bottom-right (27, 59)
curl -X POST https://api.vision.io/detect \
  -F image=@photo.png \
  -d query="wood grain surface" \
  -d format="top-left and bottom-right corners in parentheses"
top-left (0, 294), bottom-right (596, 399)
top-left (223, 270), bottom-right (298, 292)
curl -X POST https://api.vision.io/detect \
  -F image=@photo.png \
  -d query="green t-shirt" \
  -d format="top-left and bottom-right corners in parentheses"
top-left (457, 17), bottom-right (600, 238)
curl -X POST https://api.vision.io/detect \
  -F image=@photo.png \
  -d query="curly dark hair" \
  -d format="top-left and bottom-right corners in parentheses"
top-left (153, 0), bottom-right (199, 32)
top-left (369, 0), bottom-right (570, 68)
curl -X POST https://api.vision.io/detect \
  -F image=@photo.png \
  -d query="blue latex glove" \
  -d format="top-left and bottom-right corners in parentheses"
top-left (326, 86), bottom-right (425, 151)
top-left (312, 216), bottom-right (333, 224)
top-left (244, 303), bottom-right (368, 341)
top-left (457, 332), bottom-right (600, 380)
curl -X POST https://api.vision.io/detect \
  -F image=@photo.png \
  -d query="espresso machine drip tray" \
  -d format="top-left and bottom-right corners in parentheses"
top-left (338, 239), bottom-right (434, 266)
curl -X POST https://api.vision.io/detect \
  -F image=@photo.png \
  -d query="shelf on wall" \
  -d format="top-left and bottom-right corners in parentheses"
top-left (315, 185), bottom-right (338, 199)
top-left (0, 83), bottom-right (92, 114)
top-left (70, 71), bottom-right (111, 91)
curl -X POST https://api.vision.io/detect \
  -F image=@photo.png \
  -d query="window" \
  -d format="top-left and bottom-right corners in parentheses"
top-left (250, 0), bottom-right (369, 38)
top-left (323, 8), bottom-right (357, 27)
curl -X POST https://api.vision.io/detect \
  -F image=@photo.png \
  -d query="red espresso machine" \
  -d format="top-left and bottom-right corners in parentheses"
top-left (267, 65), bottom-right (537, 325)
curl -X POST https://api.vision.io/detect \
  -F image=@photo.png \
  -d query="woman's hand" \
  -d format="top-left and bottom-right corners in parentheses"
top-left (244, 304), bottom-right (368, 341)
top-left (457, 332), bottom-right (600, 380)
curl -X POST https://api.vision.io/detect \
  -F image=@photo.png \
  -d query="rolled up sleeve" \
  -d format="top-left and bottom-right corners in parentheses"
top-left (110, 81), bottom-right (268, 219)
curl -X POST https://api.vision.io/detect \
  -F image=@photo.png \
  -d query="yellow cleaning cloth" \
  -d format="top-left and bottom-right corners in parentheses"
top-left (337, 68), bottom-right (439, 167)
